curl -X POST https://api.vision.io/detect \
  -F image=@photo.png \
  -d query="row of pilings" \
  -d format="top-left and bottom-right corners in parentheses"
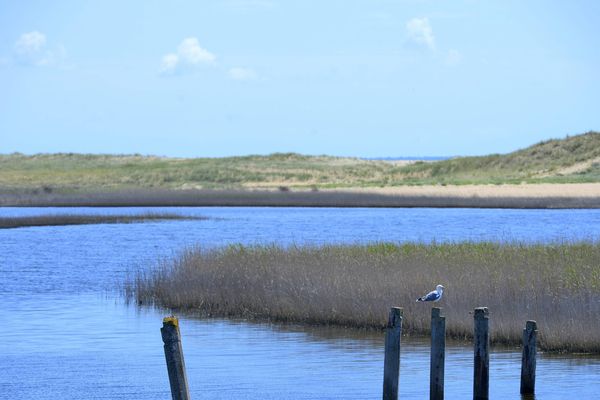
top-left (160, 307), bottom-right (538, 400)
top-left (383, 306), bottom-right (537, 400)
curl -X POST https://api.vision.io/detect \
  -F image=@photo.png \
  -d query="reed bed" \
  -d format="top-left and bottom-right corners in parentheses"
top-left (131, 242), bottom-right (600, 353)
top-left (2, 188), bottom-right (599, 208)
top-left (0, 212), bottom-right (204, 229)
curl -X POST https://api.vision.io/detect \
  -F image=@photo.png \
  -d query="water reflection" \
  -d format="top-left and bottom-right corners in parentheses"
top-left (2, 292), bottom-right (600, 399)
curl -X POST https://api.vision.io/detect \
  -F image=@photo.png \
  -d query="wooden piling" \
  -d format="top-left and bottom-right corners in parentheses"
top-left (473, 307), bottom-right (489, 400)
top-left (430, 307), bottom-right (445, 400)
top-left (383, 307), bottom-right (403, 400)
top-left (161, 316), bottom-right (191, 400)
top-left (520, 320), bottom-right (537, 395)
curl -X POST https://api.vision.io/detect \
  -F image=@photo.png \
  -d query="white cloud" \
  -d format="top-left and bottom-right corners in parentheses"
top-left (445, 49), bottom-right (461, 66)
top-left (14, 31), bottom-right (52, 65)
top-left (12, 31), bottom-right (67, 67)
top-left (15, 31), bottom-right (46, 54)
top-left (161, 53), bottom-right (179, 72)
top-left (178, 38), bottom-right (216, 64)
top-left (229, 67), bottom-right (257, 81)
top-left (160, 37), bottom-right (216, 75)
top-left (406, 17), bottom-right (435, 51)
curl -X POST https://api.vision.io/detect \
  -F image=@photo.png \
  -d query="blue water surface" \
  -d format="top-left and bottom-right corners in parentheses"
top-left (1, 207), bottom-right (599, 399)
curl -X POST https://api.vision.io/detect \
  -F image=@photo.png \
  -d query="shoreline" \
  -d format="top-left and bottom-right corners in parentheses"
top-left (1, 183), bottom-right (600, 208)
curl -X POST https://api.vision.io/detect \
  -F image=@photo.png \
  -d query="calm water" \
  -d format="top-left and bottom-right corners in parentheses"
top-left (1, 207), bottom-right (599, 399)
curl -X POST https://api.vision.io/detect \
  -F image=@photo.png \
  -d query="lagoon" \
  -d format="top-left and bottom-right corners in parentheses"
top-left (1, 207), bottom-right (600, 399)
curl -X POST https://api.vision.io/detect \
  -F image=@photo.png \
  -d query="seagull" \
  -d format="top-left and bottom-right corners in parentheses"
top-left (416, 284), bottom-right (444, 302)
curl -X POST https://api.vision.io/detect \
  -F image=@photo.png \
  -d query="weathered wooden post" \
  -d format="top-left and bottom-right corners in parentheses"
top-left (473, 307), bottom-right (489, 400)
top-left (161, 316), bottom-right (191, 400)
top-left (430, 307), bottom-right (445, 400)
top-left (520, 320), bottom-right (537, 395)
top-left (383, 307), bottom-right (403, 400)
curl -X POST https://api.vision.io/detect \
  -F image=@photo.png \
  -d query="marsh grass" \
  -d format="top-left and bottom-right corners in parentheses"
top-left (1, 189), bottom-right (598, 208)
top-left (130, 242), bottom-right (600, 353)
top-left (0, 212), bottom-right (204, 229)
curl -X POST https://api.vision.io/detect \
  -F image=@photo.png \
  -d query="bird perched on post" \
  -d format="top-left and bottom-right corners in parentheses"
top-left (416, 284), bottom-right (444, 302)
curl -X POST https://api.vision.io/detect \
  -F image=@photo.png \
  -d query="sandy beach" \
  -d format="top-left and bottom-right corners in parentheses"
top-left (328, 183), bottom-right (600, 198)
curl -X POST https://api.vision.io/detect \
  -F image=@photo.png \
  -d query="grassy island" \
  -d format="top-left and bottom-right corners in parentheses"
top-left (0, 213), bottom-right (204, 229)
top-left (130, 242), bottom-right (600, 353)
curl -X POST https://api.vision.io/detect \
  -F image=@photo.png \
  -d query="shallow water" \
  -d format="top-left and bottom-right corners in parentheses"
top-left (1, 207), bottom-right (599, 399)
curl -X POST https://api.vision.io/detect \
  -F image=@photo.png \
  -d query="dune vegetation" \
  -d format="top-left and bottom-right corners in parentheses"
top-left (400, 131), bottom-right (600, 185)
top-left (1, 132), bottom-right (599, 194)
top-left (0, 213), bottom-right (204, 229)
top-left (130, 242), bottom-right (600, 353)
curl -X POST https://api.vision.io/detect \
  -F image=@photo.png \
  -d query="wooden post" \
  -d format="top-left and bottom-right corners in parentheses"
top-left (520, 320), bottom-right (537, 395)
top-left (161, 316), bottom-right (191, 400)
top-left (383, 307), bottom-right (403, 400)
top-left (473, 307), bottom-right (489, 400)
top-left (430, 307), bottom-right (445, 400)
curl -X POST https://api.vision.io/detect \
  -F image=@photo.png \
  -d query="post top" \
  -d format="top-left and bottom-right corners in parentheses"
top-left (163, 315), bottom-right (179, 327)
top-left (474, 307), bottom-right (489, 318)
top-left (390, 306), bottom-right (404, 315)
top-left (431, 307), bottom-right (443, 317)
top-left (525, 320), bottom-right (537, 330)
top-left (387, 307), bottom-right (403, 328)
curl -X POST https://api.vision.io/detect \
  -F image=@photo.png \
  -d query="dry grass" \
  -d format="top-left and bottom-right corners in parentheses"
top-left (0, 212), bottom-right (204, 229)
top-left (130, 242), bottom-right (600, 353)
top-left (1, 188), bottom-right (599, 208)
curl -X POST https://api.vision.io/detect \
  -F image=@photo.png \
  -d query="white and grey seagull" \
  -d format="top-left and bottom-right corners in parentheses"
top-left (416, 284), bottom-right (444, 302)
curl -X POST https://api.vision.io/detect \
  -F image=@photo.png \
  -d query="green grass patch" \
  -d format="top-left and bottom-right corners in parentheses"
top-left (1, 132), bottom-right (599, 191)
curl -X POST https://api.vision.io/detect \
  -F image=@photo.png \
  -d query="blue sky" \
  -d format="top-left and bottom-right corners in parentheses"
top-left (1, 1), bottom-right (599, 157)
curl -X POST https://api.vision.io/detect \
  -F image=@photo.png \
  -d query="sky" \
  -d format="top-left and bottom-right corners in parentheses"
top-left (1, 0), bottom-right (599, 158)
